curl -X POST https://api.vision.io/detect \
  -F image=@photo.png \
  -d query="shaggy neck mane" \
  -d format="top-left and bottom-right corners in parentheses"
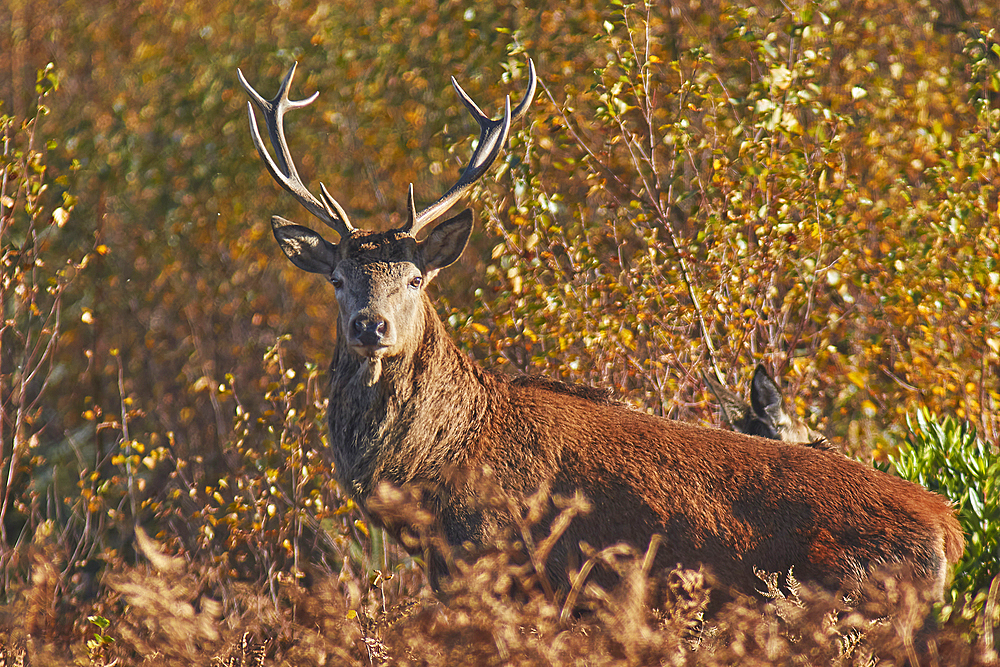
top-left (326, 294), bottom-right (493, 501)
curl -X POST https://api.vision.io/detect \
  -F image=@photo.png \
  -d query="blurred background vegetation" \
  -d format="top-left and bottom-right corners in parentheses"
top-left (1, 0), bottom-right (998, 661)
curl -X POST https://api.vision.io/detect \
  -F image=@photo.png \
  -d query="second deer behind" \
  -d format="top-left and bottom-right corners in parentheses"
top-left (704, 364), bottom-right (830, 447)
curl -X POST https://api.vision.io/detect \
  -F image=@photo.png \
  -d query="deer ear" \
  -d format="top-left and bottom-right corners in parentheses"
top-left (271, 216), bottom-right (338, 274)
top-left (749, 365), bottom-right (785, 428)
top-left (420, 209), bottom-right (473, 280)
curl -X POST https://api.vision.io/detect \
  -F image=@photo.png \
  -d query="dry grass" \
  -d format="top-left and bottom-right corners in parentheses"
top-left (2, 489), bottom-right (998, 667)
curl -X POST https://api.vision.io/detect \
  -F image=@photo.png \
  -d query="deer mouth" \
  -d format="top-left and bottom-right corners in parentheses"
top-left (350, 343), bottom-right (388, 360)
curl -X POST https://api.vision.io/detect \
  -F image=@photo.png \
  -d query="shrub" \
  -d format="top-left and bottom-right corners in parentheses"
top-left (891, 408), bottom-right (1000, 607)
top-left (0, 63), bottom-right (97, 600)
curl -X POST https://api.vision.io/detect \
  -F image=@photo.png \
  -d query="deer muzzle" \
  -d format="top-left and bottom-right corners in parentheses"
top-left (349, 314), bottom-right (391, 357)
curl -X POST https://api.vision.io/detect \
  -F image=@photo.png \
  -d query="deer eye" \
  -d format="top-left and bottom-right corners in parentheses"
top-left (408, 275), bottom-right (423, 290)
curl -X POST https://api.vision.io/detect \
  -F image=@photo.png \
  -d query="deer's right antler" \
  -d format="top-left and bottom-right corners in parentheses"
top-left (402, 59), bottom-right (536, 238)
top-left (237, 63), bottom-right (355, 239)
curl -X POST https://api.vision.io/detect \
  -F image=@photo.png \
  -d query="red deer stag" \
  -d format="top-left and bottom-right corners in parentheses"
top-left (237, 62), bottom-right (963, 605)
top-left (704, 364), bottom-right (830, 447)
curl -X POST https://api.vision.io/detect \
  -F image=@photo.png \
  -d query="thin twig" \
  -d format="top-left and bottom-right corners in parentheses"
top-left (537, 50), bottom-right (725, 385)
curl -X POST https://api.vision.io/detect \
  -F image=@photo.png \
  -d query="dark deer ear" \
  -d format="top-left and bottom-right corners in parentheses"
top-left (420, 209), bottom-right (473, 280)
top-left (749, 365), bottom-right (785, 429)
top-left (271, 216), bottom-right (337, 274)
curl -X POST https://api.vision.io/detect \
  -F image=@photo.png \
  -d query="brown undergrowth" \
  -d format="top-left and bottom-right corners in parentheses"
top-left (2, 486), bottom-right (998, 666)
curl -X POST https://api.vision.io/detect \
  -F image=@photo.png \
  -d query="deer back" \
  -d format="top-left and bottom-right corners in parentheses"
top-left (492, 381), bottom-right (962, 601)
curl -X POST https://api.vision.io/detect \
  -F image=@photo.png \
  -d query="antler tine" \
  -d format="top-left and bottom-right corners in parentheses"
top-left (405, 183), bottom-right (418, 230)
top-left (237, 64), bottom-right (355, 238)
top-left (510, 58), bottom-right (537, 124)
top-left (403, 58), bottom-right (537, 237)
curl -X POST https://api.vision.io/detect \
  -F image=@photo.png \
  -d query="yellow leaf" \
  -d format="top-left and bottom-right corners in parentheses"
top-left (769, 65), bottom-right (792, 91)
top-left (53, 207), bottom-right (70, 227)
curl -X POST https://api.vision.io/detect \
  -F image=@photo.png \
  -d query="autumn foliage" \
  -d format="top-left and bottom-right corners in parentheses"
top-left (1, 0), bottom-right (998, 663)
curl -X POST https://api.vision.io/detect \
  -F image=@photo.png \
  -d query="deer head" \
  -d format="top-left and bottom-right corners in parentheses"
top-left (704, 364), bottom-right (827, 445)
top-left (237, 62), bottom-right (536, 374)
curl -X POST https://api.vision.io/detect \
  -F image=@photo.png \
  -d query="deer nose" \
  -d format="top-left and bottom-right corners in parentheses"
top-left (350, 315), bottom-right (388, 349)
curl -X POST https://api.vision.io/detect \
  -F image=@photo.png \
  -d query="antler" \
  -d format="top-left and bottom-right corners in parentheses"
top-left (237, 63), bottom-right (355, 239)
top-left (402, 59), bottom-right (537, 237)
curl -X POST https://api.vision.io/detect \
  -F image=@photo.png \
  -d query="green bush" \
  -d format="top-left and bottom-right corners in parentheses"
top-left (891, 408), bottom-right (999, 605)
